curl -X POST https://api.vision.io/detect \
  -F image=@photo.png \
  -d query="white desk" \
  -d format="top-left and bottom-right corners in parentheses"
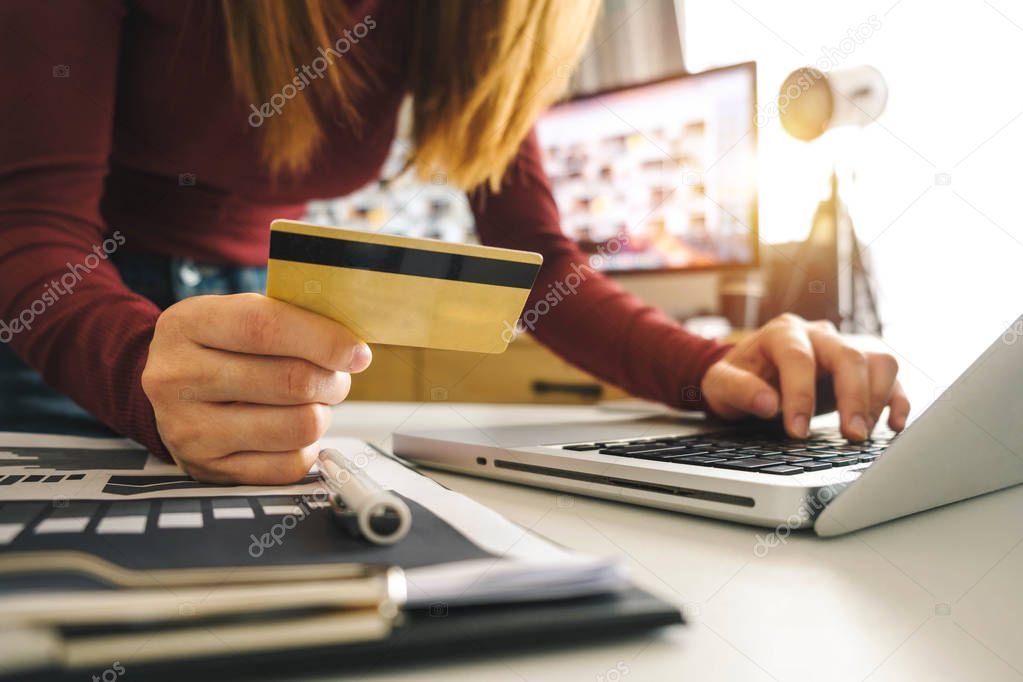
top-left (322, 402), bottom-right (1023, 682)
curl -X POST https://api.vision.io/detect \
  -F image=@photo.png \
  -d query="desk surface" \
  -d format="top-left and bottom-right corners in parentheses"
top-left (321, 402), bottom-right (1023, 682)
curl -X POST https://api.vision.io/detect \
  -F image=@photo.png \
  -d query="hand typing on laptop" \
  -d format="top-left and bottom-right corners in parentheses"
top-left (701, 314), bottom-right (910, 441)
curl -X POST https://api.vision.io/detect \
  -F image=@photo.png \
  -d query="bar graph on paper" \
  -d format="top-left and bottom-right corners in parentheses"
top-left (0, 447), bottom-right (148, 470)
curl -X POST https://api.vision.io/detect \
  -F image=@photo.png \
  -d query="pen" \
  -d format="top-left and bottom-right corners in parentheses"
top-left (318, 449), bottom-right (412, 545)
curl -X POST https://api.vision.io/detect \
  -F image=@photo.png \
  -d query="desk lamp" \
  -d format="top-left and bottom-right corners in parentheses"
top-left (777, 65), bottom-right (886, 333)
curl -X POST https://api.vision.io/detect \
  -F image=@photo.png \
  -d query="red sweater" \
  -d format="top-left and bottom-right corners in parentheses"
top-left (0, 0), bottom-right (729, 455)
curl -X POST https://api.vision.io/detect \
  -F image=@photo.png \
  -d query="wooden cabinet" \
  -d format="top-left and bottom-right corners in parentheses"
top-left (349, 334), bottom-right (629, 404)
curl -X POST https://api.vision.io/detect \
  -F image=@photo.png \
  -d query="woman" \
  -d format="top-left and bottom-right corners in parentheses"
top-left (1, 0), bottom-right (909, 484)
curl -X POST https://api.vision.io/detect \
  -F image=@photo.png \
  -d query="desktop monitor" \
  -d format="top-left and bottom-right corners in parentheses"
top-left (534, 62), bottom-right (758, 273)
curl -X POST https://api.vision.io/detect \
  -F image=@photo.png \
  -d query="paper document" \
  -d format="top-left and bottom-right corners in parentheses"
top-left (0, 432), bottom-right (627, 608)
top-left (0, 432), bottom-right (326, 500)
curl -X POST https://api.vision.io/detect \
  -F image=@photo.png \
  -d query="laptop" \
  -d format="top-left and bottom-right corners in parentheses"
top-left (394, 315), bottom-right (1023, 536)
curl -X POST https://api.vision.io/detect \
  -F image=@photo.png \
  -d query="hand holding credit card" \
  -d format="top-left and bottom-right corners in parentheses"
top-left (266, 220), bottom-right (543, 354)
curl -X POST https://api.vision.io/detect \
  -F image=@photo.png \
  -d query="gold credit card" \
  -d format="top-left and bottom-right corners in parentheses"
top-left (266, 220), bottom-right (543, 354)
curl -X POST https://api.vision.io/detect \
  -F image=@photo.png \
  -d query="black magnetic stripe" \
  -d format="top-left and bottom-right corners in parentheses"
top-left (269, 231), bottom-right (539, 289)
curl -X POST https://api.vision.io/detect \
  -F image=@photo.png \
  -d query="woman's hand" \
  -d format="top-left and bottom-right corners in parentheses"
top-left (700, 314), bottom-right (910, 441)
top-left (141, 293), bottom-right (371, 484)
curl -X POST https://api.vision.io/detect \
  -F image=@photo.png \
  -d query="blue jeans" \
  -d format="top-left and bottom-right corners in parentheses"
top-left (0, 253), bottom-right (267, 437)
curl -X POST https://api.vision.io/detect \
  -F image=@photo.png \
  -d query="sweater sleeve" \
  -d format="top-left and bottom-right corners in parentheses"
top-left (469, 129), bottom-right (731, 410)
top-left (0, 0), bottom-right (166, 454)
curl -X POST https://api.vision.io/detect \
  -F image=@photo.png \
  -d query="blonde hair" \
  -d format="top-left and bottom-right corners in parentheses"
top-left (222, 0), bottom-right (599, 191)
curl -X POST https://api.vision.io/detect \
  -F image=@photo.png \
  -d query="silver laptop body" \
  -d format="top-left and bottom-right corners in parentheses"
top-left (394, 315), bottom-right (1023, 535)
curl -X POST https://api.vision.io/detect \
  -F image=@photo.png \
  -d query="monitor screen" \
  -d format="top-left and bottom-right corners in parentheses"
top-left (534, 62), bottom-right (758, 273)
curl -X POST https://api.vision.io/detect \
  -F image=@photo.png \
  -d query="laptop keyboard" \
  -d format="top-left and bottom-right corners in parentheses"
top-left (558, 427), bottom-right (895, 475)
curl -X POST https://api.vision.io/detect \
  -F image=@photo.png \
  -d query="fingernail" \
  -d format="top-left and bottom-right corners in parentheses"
top-left (791, 414), bottom-right (809, 438)
top-left (752, 390), bottom-right (778, 418)
top-left (348, 343), bottom-right (372, 372)
top-left (850, 414), bottom-right (868, 440)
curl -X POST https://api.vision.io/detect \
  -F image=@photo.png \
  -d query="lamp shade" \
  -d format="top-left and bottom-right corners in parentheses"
top-left (778, 65), bottom-right (888, 141)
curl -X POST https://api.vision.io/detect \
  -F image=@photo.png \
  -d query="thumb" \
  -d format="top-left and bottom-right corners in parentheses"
top-left (702, 362), bottom-right (780, 420)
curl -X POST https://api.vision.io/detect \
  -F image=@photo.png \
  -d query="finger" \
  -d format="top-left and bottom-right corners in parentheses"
top-left (197, 402), bottom-right (331, 453)
top-left (865, 353), bottom-right (900, 430)
top-left (192, 445), bottom-right (319, 485)
top-left (194, 351), bottom-right (351, 405)
top-left (887, 381), bottom-right (911, 432)
top-left (180, 294), bottom-right (371, 372)
top-left (809, 330), bottom-right (870, 441)
top-left (702, 362), bottom-right (780, 420)
top-left (760, 324), bottom-right (816, 438)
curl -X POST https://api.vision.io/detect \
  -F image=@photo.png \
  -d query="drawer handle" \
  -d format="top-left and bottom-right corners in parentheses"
top-left (531, 381), bottom-right (603, 398)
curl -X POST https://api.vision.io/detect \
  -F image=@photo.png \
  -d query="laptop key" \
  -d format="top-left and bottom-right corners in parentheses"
top-left (823, 456), bottom-right (862, 466)
top-left (562, 444), bottom-right (601, 451)
top-left (636, 447), bottom-right (706, 460)
top-left (716, 458), bottom-right (781, 471)
top-left (602, 447), bottom-right (694, 460)
top-left (603, 444), bottom-right (701, 456)
top-left (599, 444), bottom-right (672, 455)
top-left (763, 455), bottom-right (812, 463)
top-left (760, 465), bottom-right (805, 475)
top-left (737, 448), bottom-right (783, 457)
top-left (668, 455), bottom-right (728, 465)
top-left (798, 461), bottom-right (834, 472)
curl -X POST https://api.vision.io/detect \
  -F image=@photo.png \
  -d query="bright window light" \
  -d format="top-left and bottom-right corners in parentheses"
top-left (684, 0), bottom-right (1023, 405)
